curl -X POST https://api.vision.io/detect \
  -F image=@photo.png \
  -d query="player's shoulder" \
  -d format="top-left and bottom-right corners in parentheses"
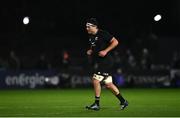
top-left (98, 29), bottom-right (111, 36)
top-left (98, 29), bottom-right (108, 34)
top-left (99, 29), bottom-right (114, 37)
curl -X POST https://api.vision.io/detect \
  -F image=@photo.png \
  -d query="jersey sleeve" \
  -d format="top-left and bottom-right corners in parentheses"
top-left (102, 31), bottom-right (114, 42)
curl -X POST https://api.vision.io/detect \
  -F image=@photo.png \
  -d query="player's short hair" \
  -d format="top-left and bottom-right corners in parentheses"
top-left (86, 18), bottom-right (98, 27)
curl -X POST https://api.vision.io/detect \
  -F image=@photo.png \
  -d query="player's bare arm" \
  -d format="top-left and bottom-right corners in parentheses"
top-left (98, 37), bottom-right (119, 57)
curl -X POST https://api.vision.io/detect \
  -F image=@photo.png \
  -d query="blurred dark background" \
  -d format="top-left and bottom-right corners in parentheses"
top-left (0, 0), bottom-right (180, 89)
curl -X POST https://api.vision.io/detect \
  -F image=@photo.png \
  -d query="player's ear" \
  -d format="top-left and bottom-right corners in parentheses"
top-left (94, 25), bottom-right (98, 29)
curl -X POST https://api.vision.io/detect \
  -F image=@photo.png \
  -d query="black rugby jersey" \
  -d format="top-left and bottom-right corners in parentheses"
top-left (89, 29), bottom-right (113, 57)
top-left (88, 29), bottom-right (116, 73)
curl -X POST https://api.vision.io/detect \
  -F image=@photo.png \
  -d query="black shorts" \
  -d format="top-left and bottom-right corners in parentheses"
top-left (92, 54), bottom-right (113, 74)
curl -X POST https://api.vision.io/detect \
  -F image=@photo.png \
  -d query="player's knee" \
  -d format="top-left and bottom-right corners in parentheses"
top-left (105, 83), bottom-right (113, 89)
top-left (93, 78), bottom-right (100, 85)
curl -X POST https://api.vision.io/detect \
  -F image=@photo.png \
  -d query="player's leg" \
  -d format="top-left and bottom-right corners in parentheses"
top-left (104, 76), bottom-right (128, 110)
top-left (105, 82), bottom-right (119, 95)
top-left (93, 78), bottom-right (101, 105)
top-left (86, 73), bottom-right (104, 110)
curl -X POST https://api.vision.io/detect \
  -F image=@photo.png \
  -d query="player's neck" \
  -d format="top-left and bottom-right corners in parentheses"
top-left (92, 28), bottom-right (98, 35)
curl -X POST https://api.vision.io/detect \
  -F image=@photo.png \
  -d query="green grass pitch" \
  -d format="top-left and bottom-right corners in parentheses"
top-left (0, 88), bottom-right (180, 117)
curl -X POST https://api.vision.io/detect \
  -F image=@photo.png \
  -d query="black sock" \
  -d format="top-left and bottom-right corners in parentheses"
top-left (116, 93), bottom-right (125, 104)
top-left (95, 96), bottom-right (100, 106)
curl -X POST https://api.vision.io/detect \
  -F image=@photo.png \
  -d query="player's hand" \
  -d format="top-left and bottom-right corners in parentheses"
top-left (87, 49), bottom-right (93, 55)
top-left (98, 50), bottom-right (108, 57)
